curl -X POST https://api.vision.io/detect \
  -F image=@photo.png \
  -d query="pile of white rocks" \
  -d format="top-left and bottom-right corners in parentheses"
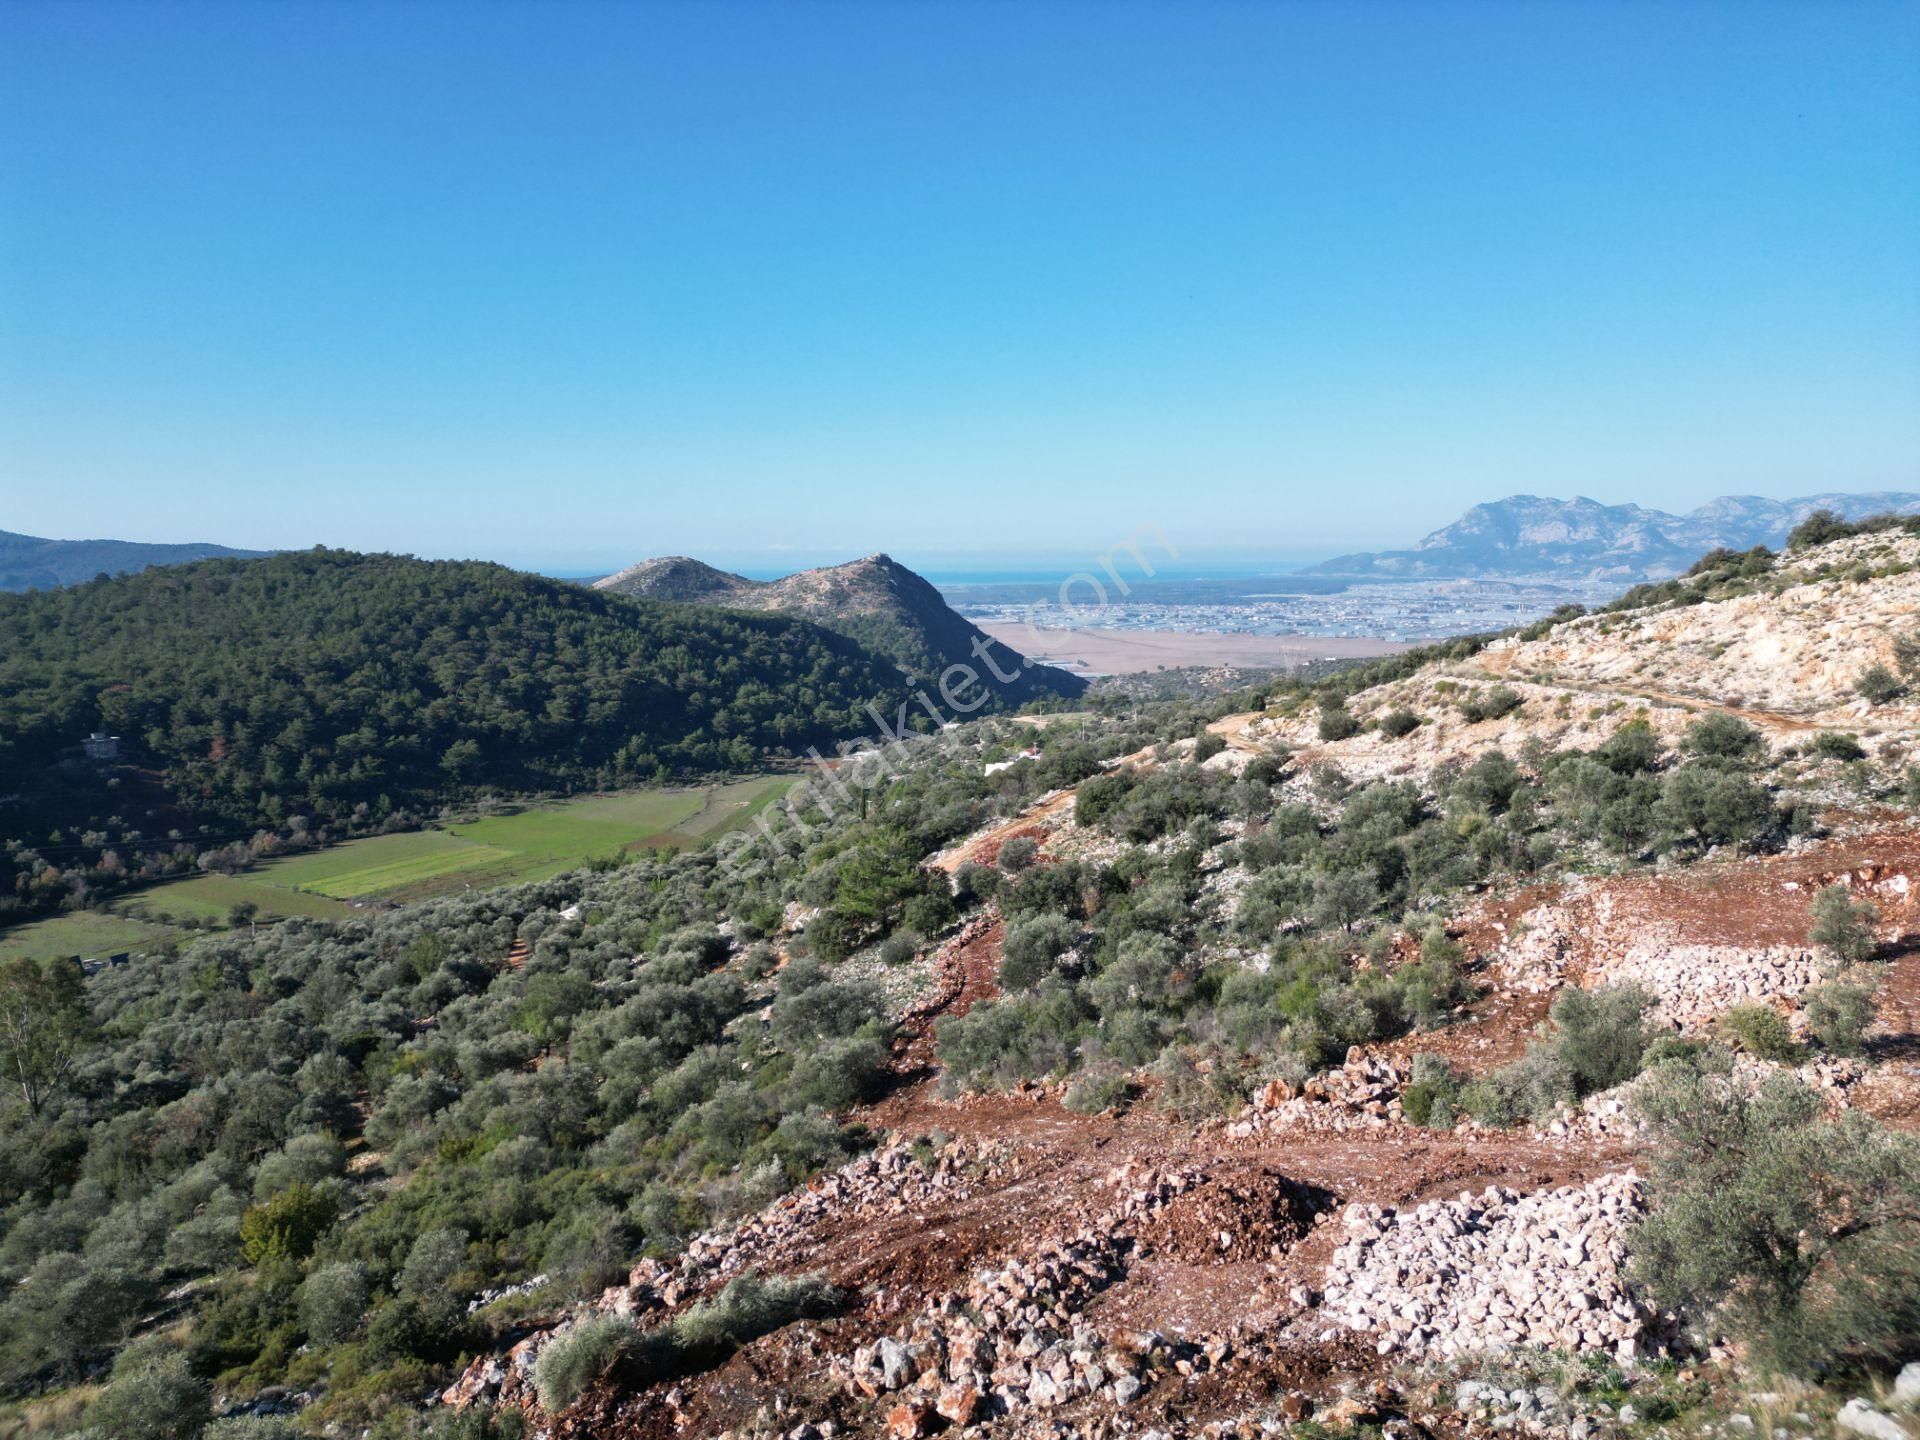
top-left (1492, 893), bottom-right (1588, 993)
top-left (1319, 1173), bottom-right (1652, 1361)
top-left (464, 1272), bottom-right (550, 1316)
top-left (1590, 943), bottom-right (1826, 1031)
top-left (1228, 1051), bottom-right (1412, 1139)
top-left (1537, 1088), bottom-right (1644, 1142)
top-left (826, 1164), bottom-right (1239, 1431)
top-left (656, 1137), bottom-right (1006, 1300)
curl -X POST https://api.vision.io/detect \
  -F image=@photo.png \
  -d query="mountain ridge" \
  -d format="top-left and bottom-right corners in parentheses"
top-left (1308, 491), bottom-right (1920, 580)
top-left (0, 527), bottom-right (269, 591)
top-left (594, 550), bottom-right (1087, 704)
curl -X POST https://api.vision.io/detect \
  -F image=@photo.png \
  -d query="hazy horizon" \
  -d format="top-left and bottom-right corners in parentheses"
top-left (7, 484), bottom-right (1920, 581)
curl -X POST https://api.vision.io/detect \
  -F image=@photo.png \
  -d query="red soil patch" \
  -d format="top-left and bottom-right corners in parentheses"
top-left (933, 791), bottom-right (1079, 873)
top-left (883, 916), bottom-right (1005, 1083)
top-left (970, 823), bottom-right (1048, 869)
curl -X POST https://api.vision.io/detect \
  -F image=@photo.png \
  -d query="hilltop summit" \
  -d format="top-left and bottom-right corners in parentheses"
top-left (595, 551), bottom-right (1085, 703)
top-left (592, 555), bottom-right (757, 602)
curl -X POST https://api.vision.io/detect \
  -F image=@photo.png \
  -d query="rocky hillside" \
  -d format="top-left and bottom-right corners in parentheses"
top-left (1309, 491), bottom-right (1920, 581)
top-left (0, 526), bottom-right (268, 590)
top-left (425, 528), bottom-right (1919, 1440)
top-left (1251, 527), bottom-right (1920, 785)
top-left (595, 552), bottom-right (1087, 705)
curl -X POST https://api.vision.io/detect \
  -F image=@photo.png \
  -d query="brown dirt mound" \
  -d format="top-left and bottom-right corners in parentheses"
top-left (1134, 1163), bottom-right (1337, 1264)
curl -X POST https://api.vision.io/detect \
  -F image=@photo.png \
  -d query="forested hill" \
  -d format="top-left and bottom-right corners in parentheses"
top-left (0, 549), bottom-right (915, 906)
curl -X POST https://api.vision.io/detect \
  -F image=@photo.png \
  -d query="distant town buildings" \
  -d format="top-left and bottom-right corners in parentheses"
top-left (956, 577), bottom-right (1617, 645)
top-left (82, 731), bottom-right (121, 762)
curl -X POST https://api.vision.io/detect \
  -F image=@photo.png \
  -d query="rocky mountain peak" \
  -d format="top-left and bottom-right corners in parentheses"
top-left (1313, 490), bottom-right (1920, 581)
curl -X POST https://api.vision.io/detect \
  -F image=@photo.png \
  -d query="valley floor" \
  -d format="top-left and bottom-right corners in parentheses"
top-left (977, 624), bottom-right (1406, 677)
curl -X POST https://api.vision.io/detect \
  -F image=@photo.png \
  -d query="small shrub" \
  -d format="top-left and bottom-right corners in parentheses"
top-left (1893, 630), bottom-right (1920, 681)
top-left (1062, 1069), bottom-right (1133, 1114)
top-left (1550, 985), bottom-right (1654, 1094)
top-left (1464, 986), bottom-right (1652, 1127)
top-left (83, 1341), bottom-right (211, 1440)
top-left (998, 913), bottom-right (1077, 990)
top-left (1459, 686), bottom-right (1523, 724)
top-left (1811, 731), bottom-right (1866, 763)
top-left (1463, 1046), bottom-right (1574, 1127)
top-left (876, 930), bottom-right (920, 966)
top-left (1400, 1053), bottom-right (1462, 1129)
top-left (366, 1293), bottom-right (455, 1363)
top-left (951, 861), bottom-right (1001, 906)
top-left (1683, 712), bottom-right (1761, 761)
top-left (1193, 731), bottom-right (1227, 762)
top-left (239, 1182), bottom-right (337, 1265)
top-left (299, 1260), bottom-right (369, 1345)
top-left (1719, 1003), bottom-right (1796, 1062)
top-left (398, 1226), bottom-right (469, 1298)
top-left (1810, 884), bottom-right (1879, 965)
top-left (1855, 663), bottom-right (1904, 705)
top-left (1786, 507), bottom-right (1851, 548)
top-left (1310, 867), bottom-right (1378, 931)
top-left (531, 1272), bottom-right (844, 1408)
top-left (996, 836), bottom-right (1039, 872)
top-left (1318, 706), bottom-right (1362, 742)
top-left (532, 1313), bottom-right (637, 1413)
top-left (1377, 709), bottom-right (1421, 739)
top-left (650, 1273), bottom-right (841, 1372)
top-left (1803, 981), bottom-right (1875, 1056)
top-left (1654, 764), bottom-right (1774, 849)
top-left (1595, 718), bottom-right (1661, 774)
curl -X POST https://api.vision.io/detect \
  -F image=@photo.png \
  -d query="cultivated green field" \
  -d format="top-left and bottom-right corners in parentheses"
top-left (0, 776), bottom-right (801, 959)
top-left (118, 872), bottom-right (359, 924)
top-left (103, 775), bottom-right (800, 920)
top-left (258, 830), bottom-right (520, 900)
top-left (0, 910), bottom-right (182, 965)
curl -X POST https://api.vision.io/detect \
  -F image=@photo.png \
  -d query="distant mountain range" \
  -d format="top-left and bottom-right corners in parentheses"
top-left (0, 528), bottom-right (268, 591)
top-left (1307, 492), bottom-right (1920, 581)
top-left (594, 553), bottom-right (1085, 702)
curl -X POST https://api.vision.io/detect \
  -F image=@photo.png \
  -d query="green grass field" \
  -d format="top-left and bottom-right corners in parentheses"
top-left (117, 872), bottom-right (358, 924)
top-left (0, 910), bottom-right (182, 965)
top-left (0, 776), bottom-right (801, 958)
top-left (257, 830), bottom-right (517, 899)
top-left (101, 775), bottom-right (799, 921)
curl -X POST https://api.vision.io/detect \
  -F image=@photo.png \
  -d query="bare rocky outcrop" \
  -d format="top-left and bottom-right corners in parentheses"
top-left (1479, 532), bottom-right (1920, 723)
top-left (1215, 532), bottom-right (1920, 792)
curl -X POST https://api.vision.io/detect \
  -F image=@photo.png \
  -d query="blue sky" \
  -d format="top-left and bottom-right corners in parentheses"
top-left (2, 0), bottom-right (1917, 574)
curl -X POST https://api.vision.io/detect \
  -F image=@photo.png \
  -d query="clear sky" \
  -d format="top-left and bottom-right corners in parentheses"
top-left (2, 0), bottom-right (1917, 574)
